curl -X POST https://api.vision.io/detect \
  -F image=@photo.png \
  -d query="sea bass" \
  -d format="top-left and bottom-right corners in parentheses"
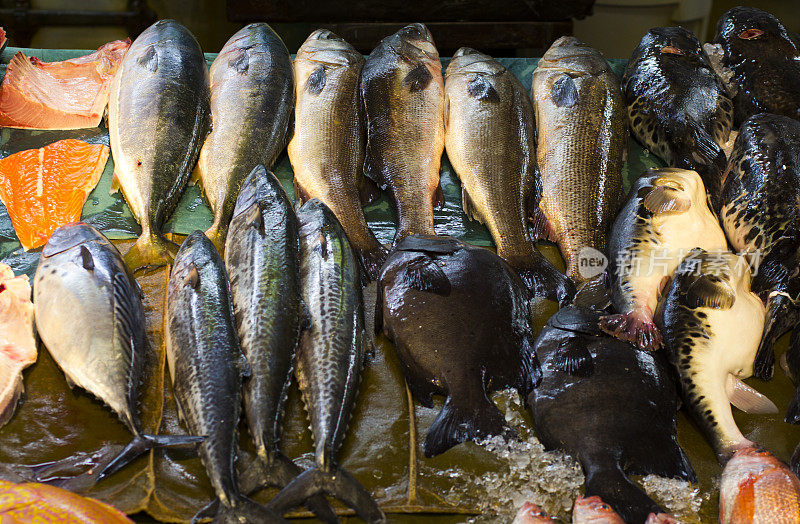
top-left (33, 223), bottom-right (201, 481)
top-left (601, 168), bottom-right (727, 350)
top-left (289, 29), bottom-right (387, 281)
top-left (166, 231), bottom-right (281, 523)
top-left (531, 36), bottom-right (625, 293)
top-left (622, 27), bottom-right (733, 203)
top-left (444, 47), bottom-right (573, 304)
top-left (108, 20), bottom-right (211, 271)
top-left (361, 23), bottom-right (444, 242)
top-left (656, 249), bottom-right (774, 462)
top-left (267, 200), bottom-right (384, 522)
top-left (195, 23), bottom-right (294, 252)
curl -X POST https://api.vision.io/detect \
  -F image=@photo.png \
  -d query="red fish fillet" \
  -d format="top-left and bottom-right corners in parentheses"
top-left (0, 39), bottom-right (130, 129)
top-left (0, 264), bottom-right (35, 427)
top-left (0, 139), bottom-right (109, 249)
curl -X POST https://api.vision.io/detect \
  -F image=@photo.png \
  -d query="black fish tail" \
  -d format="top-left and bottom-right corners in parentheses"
top-left (238, 451), bottom-right (337, 523)
top-left (507, 253), bottom-right (575, 306)
top-left (268, 466), bottom-right (385, 523)
top-left (423, 394), bottom-right (515, 458)
top-left (193, 495), bottom-right (287, 524)
top-left (585, 464), bottom-right (662, 524)
top-left (355, 243), bottom-right (388, 284)
top-left (625, 435), bottom-right (697, 484)
top-left (97, 433), bottom-right (204, 481)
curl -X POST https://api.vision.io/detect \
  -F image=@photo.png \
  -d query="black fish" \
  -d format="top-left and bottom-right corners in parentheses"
top-left (530, 306), bottom-right (696, 524)
top-left (375, 234), bottom-right (540, 457)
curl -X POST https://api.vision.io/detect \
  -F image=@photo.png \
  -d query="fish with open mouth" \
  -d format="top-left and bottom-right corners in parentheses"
top-left (655, 249), bottom-right (775, 462)
top-left (361, 23), bottom-right (445, 243)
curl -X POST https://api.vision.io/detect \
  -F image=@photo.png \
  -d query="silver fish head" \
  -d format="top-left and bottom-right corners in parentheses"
top-left (446, 47), bottom-right (506, 78)
top-left (42, 222), bottom-right (112, 259)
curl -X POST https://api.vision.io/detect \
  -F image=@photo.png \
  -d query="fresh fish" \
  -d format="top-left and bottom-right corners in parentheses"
top-left (531, 36), bottom-right (625, 296)
top-left (712, 6), bottom-right (800, 125)
top-left (166, 231), bottom-right (282, 523)
top-left (601, 168), bottom-right (727, 350)
top-left (444, 47), bottom-right (573, 304)
top-left (375, 234), bottom-right (540, 457)
top-left (195, 23), bottom-right (294, 252)
top-left (33, 223), bottom-right (202, 481)
top-left (512, 502), bottom-right (557, 523)
top-left (717, 113), bottom-right (800, 391)
top-left (622, 27), bottom-right (733, 203)
top-left (267, 199), bottom-right (384, 522)
top-left (655, 249), bottom-right (775, 462)
top-left (225, 166), bottom-right (335, 521)
top-left (108, 20), bottom-right (211, 271)
top-left (361, 23), bottom-right (445, 242)
top-left (720, 447), bottom-right (800, 524)
top-left (530, 306), bottom-right (696, 523)
top-left (0, 264), bottom-right (35, 427)
top-left (571, 495), bottom-right (625, 524)
top-left (289, 29), bottom-right (386, 281)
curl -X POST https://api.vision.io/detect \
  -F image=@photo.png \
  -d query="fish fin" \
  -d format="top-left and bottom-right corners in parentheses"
top-left (642, 186), bottom-right (691, 215)
top-left (508, 254), bottom-right (575, 306)
top-left (461, 187), bottom-right (483, 223)
top-left (359, 175), bottom-right (382, 206)
top-left (399, 255), bottom-right (451, 296)
top-left (355, 243), bottom-right (388, 283)
top-left (683, 274), bottom-right (736, 310)
top-left (671, 128), bottom-right (726, 204)
top-left (305, 65), bottom-right (326, 95)
top-left (110, 170), bottom-right (121, 194)
top-left (551, 74), bottom-right (578, 108)
top-left (183, 263), bottom-right (200, 289)
top-left (137, 46), bottom-right (158, 72)
top-left (624, 433), bottom-right (697, 483)
top-left (199, 494), bottom-right (288, 524)
top-left (528, 207), bottom-right (558, 243)
top-left (467, 75), bottom-right (500, 102)
top-left (394, 234), bottom-right (462, 255)
top-left (725, 375), bottom-right (777, 414)
top-left (124, 234), bottom-right (178, 272)
top-left (751, 291), bottom-right (795, 381)
top-left (79, 245), bottom-right (94, 271)
top-left (423, 394), bottom-right (515, 458)
top-left (403, 63), bottom-right (433, 93)
top-left (267, 466), bottom-right (385, 523)
top-left (292, 178), bottom-right (312, 208)
top-left (238, 452), bottom-right (338, 523)
top-left (584, 464), bottom-right (663, 524)
top-left (549, 307), bottom-right (603, 336)
top-left (516, 333), bottom-right (542, 403)
top-left (572, 274), bottom-right (611, 310)
top-left (598, 310), bottom-right (663, 351)
top-left (433, 182), bottom-right (445, 209)
top-left (551, 338), bottom-right (594, 377)
top-left (97, 433), bottom-right (204, 482)
top-left (228, 48), bottom-right (250, 74)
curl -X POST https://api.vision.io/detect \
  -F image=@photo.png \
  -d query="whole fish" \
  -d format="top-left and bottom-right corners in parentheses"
top-left (712, 6), bottom-right (800, 125)
top-left (361, 23), bottom-right (444, 242)
top-left (376, 234), bottom-right (540, 457)
top-left (530, 306), bottom-right (696, 523)
top-left (108, 20), bottom-right (211, 271)
top-left (720, 448), bottom-right (800, 524)
top-left (718, 113), bottom-right (800, 388)
top-left (195, 23), bottom-right (294, 252)
top-left (33, 223), bottom-right (201, 481)
top-left (655, 249), bottom-right (775, 462)
top-left (166, 231), bottom-right (281, 523)
top-left (444, 47), bottom-right (573, 304)
top-left (531, 36), bottom-right (625, 295)
top-left (601, 168), bottom-right (727, 350)
top-left (289, 29), bottom-right (386, 281)
top-left (622, 26), bottom-right (733, 203)
top-left (268, 199), bottom-right (384, 523)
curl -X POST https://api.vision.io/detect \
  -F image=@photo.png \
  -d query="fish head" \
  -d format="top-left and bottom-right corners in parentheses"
top-left (389, 23), bottom-right (439, 62)
top-left (172, 230), bottom-right (219, 281)
top-left (714, 7), bottom-right (799, 57)
top-left (297, 198), bottom-right (340, 242)
top-left (647, 167), bottom-right (708, 209)
top-left (571, 495), bottom-right (625, 523)
top-left (296, 29), bottom-right (362, 69)
top-left (446, 47), bottom-right (506, 78)
top-left (641, 26), bottom-right (707, 66)
top-left (42, 223), bottom-right (110, 259)
top-left (232, 165), bottom-right (289, 220)
top-left (537, 36), bottom-right (609, 78)
top-left (512, 501), bottom-right (554, 523)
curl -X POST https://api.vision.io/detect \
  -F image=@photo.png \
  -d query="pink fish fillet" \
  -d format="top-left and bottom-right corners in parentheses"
top-left (0, 263), bottom-right (35, 426)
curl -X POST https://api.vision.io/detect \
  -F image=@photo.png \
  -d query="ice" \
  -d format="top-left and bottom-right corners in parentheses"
top-left (639, 475), bottom-right (708, 523)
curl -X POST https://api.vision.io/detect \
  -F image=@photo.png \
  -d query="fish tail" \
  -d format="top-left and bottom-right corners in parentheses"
top-left (97, 433), bottom-right (204, 481)
top-left (507, 253), bottom-right (575, 306)
top-left (423, 395), bottom-right (515, 458)
top-left (237, 451), bottom-right (337, 523)
top-left (193, 494), bottom-right (288, 524)
top-left (268, 465), bottom-right (385, 523)
top-left (599, 309), bottom-right (662, 351)
top-left (584, 464), bottom-right (663, 524)
top-left (124, 232), bottom-right (179, 271)
top-left (355, 242), bottom-right (389, 283)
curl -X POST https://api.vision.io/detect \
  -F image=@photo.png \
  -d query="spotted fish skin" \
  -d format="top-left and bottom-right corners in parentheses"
top-left (656, 249), bottom-right (766, 462)
top-left (622, 27), bottom-right (733, 203)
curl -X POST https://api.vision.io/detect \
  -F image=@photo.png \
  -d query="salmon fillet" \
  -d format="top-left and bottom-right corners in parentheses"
top-left (0, 139), bottom-right (109, 249)
top-left (0, 39), bottom-right (130, 130)
top-left (0, 263), bottom-right (34, 428)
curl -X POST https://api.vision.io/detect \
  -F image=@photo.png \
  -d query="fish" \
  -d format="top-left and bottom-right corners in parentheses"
top-left (712, 6), bottom-right (800, 125)
top-left (267, 199), bottom-right (385, 523)
top-left (375, 234), bottom-right (540, 457)
top-left (361, 23), bottom-right (445, 242)
top-left (0, 28), bottom-right (6, 52)
top-left (195, 23), bottom-right (294, 252)
top-left (444, 47), bottom-right (573, 304)
top-left (655, 249), bottom-right (775, 462)
top-left (166, 231), bottom-right (283, 523)
top-left (0, 139), bottom-right (108, 250)
top-left (512, 502), bottom-right (557, 523)
top-left (0, 479), bottom-right (133, 523)
top-left (108, 20), bottom-right (211, 271)
top-left (0, 263), bottom-right (35, 427)
top-left (530, 306), bottom-right (696, 523)
top-left (0, 39), bottom-right (130, 129)
top-left (600, 168), bottom-right (728, 350)
top-left (719, 447), bottom-right (800, 524)
top-left (571, 495), bottom-right (625, 524)
top-left (717, 113), bottom-right (800, 389)
top-left (622, 26), bottom-right (733, 204)
top-left (289, 29), bottom-right (387, 281)
top-left (33, 223), bottom-right (202, 481)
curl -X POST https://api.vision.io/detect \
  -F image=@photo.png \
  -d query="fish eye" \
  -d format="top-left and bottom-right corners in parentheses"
top-left (660, 46), bottom-right (685, 55)
top-left (738, 29), bottom-right (765, 40)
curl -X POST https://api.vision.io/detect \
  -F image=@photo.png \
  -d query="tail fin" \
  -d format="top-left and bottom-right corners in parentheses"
top-left (423, 395), bottom-right (515, 458)
top-left (238, 452), bottom-right (337, 523)
top-left (268, 465), bottom-right (385, 523)
top-left (584, 464), bottom-right (663, 524)
top-left (355, 242), bottom-right (388, 284)
top-left (124, 232), bottom-right (178, 272)
top-left (599, 309), bottom-right (662, 351)
top-left (97, 433), bottom-right (204, 481)
top-left (204, 222), bottom-right (227, 255)
top-left (193, 494), bottom-right (288, 524)
top-left (508, 253), bottom-right (575, 306)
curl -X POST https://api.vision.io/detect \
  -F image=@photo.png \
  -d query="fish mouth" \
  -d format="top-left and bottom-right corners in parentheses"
top-left (42, 222), bottom-right (106, 258)
top-left (399, 23), bottom-right (433, 44)
top-left (452, 47), bottom-right (479, 58)
top-left (309, 29), bottom-right (343, 42)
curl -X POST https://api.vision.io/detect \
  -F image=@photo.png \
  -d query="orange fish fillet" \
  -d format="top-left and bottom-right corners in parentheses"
top-left (0, 479), bottom-right (132, 523)
top-left (0, 264), bottom-right (34, 428)
top-left (0, 139), bottom-right (109, 249)
top-left (0, 39), bottom-right (130, 130)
